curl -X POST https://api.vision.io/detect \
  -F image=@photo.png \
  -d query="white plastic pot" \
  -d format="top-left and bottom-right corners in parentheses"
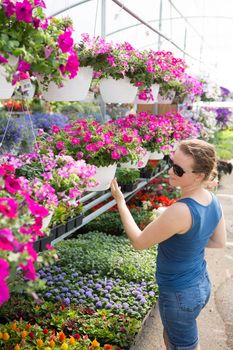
top-left (42, 210), bottom-right (54, 231)
top-left (87, 164), bottom-right (117, 191)
top-left (158, 90), bottom-right (176, 104)
top-left (120, 150), bottom-right (151, 169)
top-left (0, 56), bottom-right (18, 100)
top-left (135, 84), bottom-right (160, 104)
top-left (99, 77), bottom-right (138, 104)
top-left (42, 66), bottom-right (93, 102)
top-left (149, 151), bottom-right (164, 160)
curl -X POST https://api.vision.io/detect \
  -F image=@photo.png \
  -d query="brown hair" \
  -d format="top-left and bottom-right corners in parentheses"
top-left (178, 139), bottom-right (217, 181)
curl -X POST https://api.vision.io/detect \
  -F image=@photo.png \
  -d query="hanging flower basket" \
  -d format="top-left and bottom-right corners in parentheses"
top-left (0, 56), bottom-right (18, 100)
top-left (86, 164), bottom-right (117, 191)
top-left (120, 150), bottom-right (151, 169)
top-left (42, 210), bottom-right (54, 231)
top-left (149, 151), bottom-right (164, 160)
top-left (134, 84), bottom-right (160, 104)
top-left (99, 77), bottom-right (138, 103)
top-left (158, 90), bottom-right (176, 104)
top-left (42, 66), bottom-right (93, 102)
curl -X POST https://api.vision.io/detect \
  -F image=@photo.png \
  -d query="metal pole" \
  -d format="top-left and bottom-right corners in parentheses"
top-left (100, 0), bottom-right (107, 122)
top-left (183, 27), bottom-right (187, 59)
top-left (158, 0), bottom-right (163, 50)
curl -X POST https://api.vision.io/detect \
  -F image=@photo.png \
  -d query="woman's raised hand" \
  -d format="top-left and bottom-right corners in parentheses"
top-left (110, 178), bottom-right (125, 203)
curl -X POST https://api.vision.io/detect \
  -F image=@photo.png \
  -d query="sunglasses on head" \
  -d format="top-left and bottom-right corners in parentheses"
top-left (167, 157), bottom-right (196, 177)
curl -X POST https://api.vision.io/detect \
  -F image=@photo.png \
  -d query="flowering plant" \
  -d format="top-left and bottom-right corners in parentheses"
top-left (220, 86), bottom-right (231, 101)
top-left (3, 150), bottom-right (97, 225)
top-left (111, 113), bottom-right (172, 153)
top-left (0, 2), bottom-right (80, 89)
top-left (36, 119), bottom-right (142, 167)
top-left (0, 163), bottom-right (56, 305)
top-left (30, 16), bottom-right (80, 89)
top-left (215, 108), bottom-right (232, 128)
top-left (200, 78), bottom-right (221, 101)
top-left (0, 0), bottom-right (48, 82)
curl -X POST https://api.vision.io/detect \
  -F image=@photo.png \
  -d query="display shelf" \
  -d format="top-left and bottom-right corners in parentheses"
top-left (51, 164), bottom-right (167, 246)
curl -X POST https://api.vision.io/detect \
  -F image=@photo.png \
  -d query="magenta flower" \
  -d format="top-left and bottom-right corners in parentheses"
top-left (3, 0), bottom-right (15, 17)
top-left (34, 0), bottom-right (46, 8)
top-left (52, 125), bottom-right (61, 134)
top-left (0, 55), bottom-right (8, 64)
top-left (4, 175), bottom-right (21, 194)
top-left (17, 59), bottom-right (31, 72)
top-left (20, 258), bottom-right (36, 280)
top-left (56, 141), bottom-right (65, 150)
top-left (71, 137), bottom-right (80, 145)
top-left (60, 52), bottom-right (80, 79)
top-left (0, 198), bottom-right (18, 219)
top-left (111, 150), bottom-right (121, 160)
top-left (0, 228), bottom-right (14, 251)
top-left (15, 0), bottom-right (33, 23)
top-left (27, 198), bottom-right (49, 218)
top-left (0, 258), bottom-right (10, 305)
top-left (58, 30), bottom-right (74, 53)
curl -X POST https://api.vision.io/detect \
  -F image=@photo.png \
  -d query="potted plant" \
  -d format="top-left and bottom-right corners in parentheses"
top-left (0, 0), bottom-right (47, 99)
top-left (116, 167), bottom-right (140, 192)
top-left (0, 163), bottom-right (56, 305)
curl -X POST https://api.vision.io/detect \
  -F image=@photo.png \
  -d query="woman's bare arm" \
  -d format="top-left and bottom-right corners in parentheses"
top-left (206, 215), bottom-right (226, 248)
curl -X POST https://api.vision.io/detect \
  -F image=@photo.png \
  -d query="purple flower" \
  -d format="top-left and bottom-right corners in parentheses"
top-left (96, 301), bottom-right (102, 308)
top-left (63, 297), bottom-right (70, 304)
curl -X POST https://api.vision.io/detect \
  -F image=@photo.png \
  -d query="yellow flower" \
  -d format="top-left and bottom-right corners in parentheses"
top-left (21, 330), bottom-right (28, 338)
top-left (37, 339), bottom-right (44, 347)
top-left (45, 347), bottom-right (52, 350)
top-left (3, 332), bottom-right (10, 341)
top-left (61, 343), bottom-right (68, 350)
top-left (69, 337), bottom-right (75, 345)
top-left (0, 332), bottom-right (3, 339)
top-left (14, 345), bottom-right (21, 350)
top-left (11, 322), bottom-right (17, 331)
top-left (92, 339), bottom-right (100, 347)
top-left (50, 340), bottom-right (55, 348)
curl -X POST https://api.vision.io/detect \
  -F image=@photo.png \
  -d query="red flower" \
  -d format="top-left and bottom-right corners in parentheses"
top-left (73, 333), bottom-right (81, 341)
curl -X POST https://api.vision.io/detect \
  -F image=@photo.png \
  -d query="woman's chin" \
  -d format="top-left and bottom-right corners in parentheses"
top-left (168, 177), bottom-right (177, 186)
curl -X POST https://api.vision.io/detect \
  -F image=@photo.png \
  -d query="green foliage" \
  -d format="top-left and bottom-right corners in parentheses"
top-left (116, 168), bottom-right (140, 184)
top-left (81, 208), bottom-right (156, 236)
top-left (212, 129), bottom-right (233, 160)
top-left (55, 231), bottom-right (157, 283)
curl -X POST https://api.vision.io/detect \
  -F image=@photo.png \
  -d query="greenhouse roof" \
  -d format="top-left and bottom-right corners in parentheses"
top-left (44, 0), bottom-right (233, 90)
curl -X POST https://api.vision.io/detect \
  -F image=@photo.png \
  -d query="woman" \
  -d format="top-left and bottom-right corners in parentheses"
top-left (110, 139), bottom-right (226, 350)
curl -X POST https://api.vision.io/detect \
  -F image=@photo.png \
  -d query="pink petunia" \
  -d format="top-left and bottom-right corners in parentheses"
top-left (26, 198), bottom-right (49, 218)
top-left (60, 52), bottom-right (80, 79)
top-left (0, 258), bottom-right (10, 305)
top-left (34, 0), bottom-right (46, 8)
top-left (20, 258), bottom-right (36, 280)
top-left (0, 198), bottom-right (18, 219)
top-left (0, 55), bottom-right (8, 64)
top-left (15, 0), bottom-right (33, 23)
top-left (0, 228), bottom-right (14, 251)
top-left (3, 0), bottom-right (15, 17)
top-left (4, 175), bottom-right (21, 194)
top-left (58, 30), bottom-right (74, 53)
top-left (111, 150), bottom-right (121, 160)
top-left (52, 125), bottom-right (60, 134)
top-left (17, 59), bottom-right (31, 72)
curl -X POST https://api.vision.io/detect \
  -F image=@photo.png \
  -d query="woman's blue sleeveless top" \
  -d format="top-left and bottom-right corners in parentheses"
top-left (156, 193), bottom-right (222, 291)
